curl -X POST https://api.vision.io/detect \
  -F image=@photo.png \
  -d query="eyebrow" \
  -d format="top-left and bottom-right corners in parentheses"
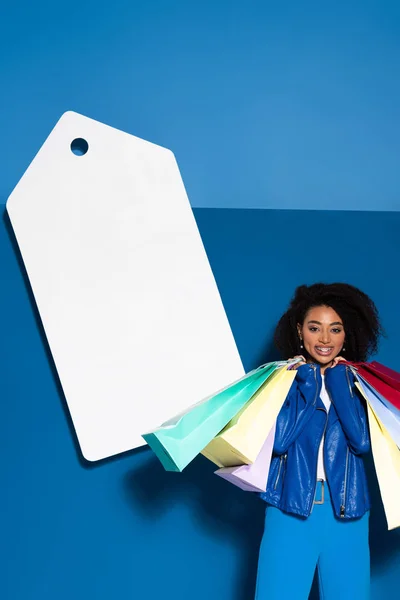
top-left (307, 320), bottom-right (343, 326)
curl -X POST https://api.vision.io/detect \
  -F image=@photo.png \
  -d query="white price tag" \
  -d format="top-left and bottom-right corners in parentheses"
top-left (7, 111), bottom-right (244, 461)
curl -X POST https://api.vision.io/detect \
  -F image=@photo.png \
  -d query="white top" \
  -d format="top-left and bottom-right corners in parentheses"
top-left (317, 375), bottom-right (331, 480)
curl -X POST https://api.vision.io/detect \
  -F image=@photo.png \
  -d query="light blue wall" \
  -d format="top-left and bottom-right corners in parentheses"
top-left (1, 0), bottom-right (400, 211)
top-left (2, 207), bottom-right (400, 599)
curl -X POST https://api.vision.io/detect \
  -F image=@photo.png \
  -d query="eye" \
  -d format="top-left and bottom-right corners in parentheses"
top-left (332, 328), bottom-right (343, 334)
top-left (308, 327), bottom-right (319, 332)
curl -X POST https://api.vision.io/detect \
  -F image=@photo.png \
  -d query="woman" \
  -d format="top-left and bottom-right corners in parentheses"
top-left (255, 282), bottom-right (383, 600)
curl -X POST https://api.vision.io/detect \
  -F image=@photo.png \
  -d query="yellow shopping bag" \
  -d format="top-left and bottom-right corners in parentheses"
top-left (356, 383), bottom-right (400, 531)
top-left (201, 367), bottom-right (296, 467)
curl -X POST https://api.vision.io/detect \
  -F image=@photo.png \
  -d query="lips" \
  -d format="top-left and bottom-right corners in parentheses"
top-left (315, 346), bottom-right (334, 357)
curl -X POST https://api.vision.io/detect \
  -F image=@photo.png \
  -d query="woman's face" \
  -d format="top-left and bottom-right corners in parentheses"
top-left (297, 305), bottom-right (346, 367)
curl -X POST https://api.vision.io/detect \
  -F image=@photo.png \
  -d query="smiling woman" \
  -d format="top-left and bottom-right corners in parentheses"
top-left (255, 283), bottom-right (383, 600)
top-left (298, 305), bottom-right (346, 370)
top-left (274, 282), bottom-right (382, 366)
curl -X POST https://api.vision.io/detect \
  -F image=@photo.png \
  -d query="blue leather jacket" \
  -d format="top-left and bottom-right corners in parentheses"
top-left (260, 363), bottom-right (371, 520)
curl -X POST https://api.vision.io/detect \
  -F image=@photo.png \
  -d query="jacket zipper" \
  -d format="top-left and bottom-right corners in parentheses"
top-left (345, 367), bottom-right (353, 397)
top-left (274, 453), bottom-right (287, 489)
top-left (340, 447), bottom-right (350, 518)
top-left (341, 367), bottom-right (353, 518)
top-left (311, 364), bottom-right (319, 405)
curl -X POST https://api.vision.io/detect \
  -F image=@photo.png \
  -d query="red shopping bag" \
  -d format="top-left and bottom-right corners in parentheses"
top-left (369, 362), bottom-right (400, 392)
top-left (353, 365), bottom-right (400, 411)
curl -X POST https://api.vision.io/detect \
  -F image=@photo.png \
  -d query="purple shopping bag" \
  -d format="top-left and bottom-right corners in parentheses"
top-left (214, 423), bottom-right (276, 492)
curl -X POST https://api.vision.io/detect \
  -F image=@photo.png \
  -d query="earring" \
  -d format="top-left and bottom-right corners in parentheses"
top-left (299, 338), bottom-right (303, 349)
top-left (342, 346), bottom-right (346, 352)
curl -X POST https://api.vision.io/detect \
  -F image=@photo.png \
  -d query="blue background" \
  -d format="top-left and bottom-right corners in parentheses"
top-left (1, 0), bottom-right (400, 211)
top-left (2, 1), bottom-right (400, 598)
top-left (2, 207), bottom-right (400, 599)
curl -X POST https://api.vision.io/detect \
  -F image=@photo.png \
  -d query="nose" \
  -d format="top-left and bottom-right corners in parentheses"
top-left (319, 329), bottom-right (331, 344)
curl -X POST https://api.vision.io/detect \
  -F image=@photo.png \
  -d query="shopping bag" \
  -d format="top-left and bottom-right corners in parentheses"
top-left (142, 362), bottom-right (279, 472)
top-left (353, 365), bottom-right (400, 411)
top-left (214, 423), bottom-right (276, 492)
top-left (368, 361), bottom-right (400, 392)
top-left (356, 383), bottom-right (400, 530)
top-left (202, 366), bottom-right (296, 467)
top-left (355, 373), bottom-right (400, 419)
top-left (354, 375), bottom-right (400, 448)
top-left (346, 363), bottom-right (400, 419)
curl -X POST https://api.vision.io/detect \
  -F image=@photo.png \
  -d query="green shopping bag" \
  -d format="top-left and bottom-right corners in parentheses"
top-left (142, 362), bottom-right (279, 472)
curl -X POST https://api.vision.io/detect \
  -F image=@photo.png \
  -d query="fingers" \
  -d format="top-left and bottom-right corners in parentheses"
top-left (331, 356), bottom-right (347, 368)
top-left (287, 356), bottom-right (307, 370)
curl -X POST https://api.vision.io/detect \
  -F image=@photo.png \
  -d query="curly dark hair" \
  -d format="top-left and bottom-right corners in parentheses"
top-left (274, 283), bottom-right (383, 362)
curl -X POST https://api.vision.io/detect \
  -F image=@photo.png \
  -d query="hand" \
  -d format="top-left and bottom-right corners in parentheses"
top-left (331, 356), bottom-right (347, 368)
top-left (287, 355), bottom-right (307, 370)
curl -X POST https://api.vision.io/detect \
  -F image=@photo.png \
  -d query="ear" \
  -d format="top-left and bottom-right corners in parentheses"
top-left (297, 323), bottom-right (302, 339)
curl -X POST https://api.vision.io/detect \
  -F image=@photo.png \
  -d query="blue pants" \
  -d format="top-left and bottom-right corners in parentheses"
top-left (255, 481), bottom-right (370, 599)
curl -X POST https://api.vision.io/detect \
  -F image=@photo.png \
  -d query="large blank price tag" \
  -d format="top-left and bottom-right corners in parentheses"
top-left (7, 111), bottom-right (244, 462)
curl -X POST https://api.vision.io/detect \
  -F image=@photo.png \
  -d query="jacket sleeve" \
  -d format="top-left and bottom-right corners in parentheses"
top-left (324, 364), bottom-right (370, 455)
top-left (273, 363), bottom-right (321, 455)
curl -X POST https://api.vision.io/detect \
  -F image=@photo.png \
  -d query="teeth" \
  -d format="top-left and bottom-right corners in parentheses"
top-left (316, 347), bottom-right (332, 353)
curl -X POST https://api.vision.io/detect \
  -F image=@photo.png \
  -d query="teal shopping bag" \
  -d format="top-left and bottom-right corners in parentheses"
top-left (142, 362), bottom-right (280, 472)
